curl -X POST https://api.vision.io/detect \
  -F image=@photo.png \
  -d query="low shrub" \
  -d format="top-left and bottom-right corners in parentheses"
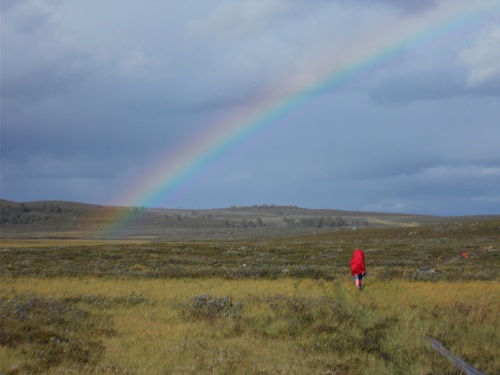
top-left (0, 294), bottom-right (114, 373)
top-left (183, 294), bottom-right (244, 322)
top-left (64, 294), bottom-right (150, 308)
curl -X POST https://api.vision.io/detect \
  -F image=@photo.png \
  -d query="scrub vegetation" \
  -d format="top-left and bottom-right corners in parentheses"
top-left (1, 279), bottom-right (498, 374)
top-left (0, 200), bottom-right (478, 241)
top-left (0, 202), bottom-right (498, 374)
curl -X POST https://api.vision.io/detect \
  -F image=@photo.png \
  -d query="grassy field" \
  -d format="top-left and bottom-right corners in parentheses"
top-left (1, 220), bottom-right (499, 374)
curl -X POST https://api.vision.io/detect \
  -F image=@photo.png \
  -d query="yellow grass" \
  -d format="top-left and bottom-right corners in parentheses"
top-left (1, 277), bottom-right (498, 374)
top-left (0, 277), bottom-right (314, 299)
top-left (365, 217), bottom-right (419, 227)
top-left (0, 346), bottom-right (19, 373)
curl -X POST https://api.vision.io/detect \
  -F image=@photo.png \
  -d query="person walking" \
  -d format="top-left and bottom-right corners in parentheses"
top-left (350, 249), bottom-right (366, 290)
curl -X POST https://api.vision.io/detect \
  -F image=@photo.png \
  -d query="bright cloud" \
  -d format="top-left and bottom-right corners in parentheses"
top-left (460, 25), bottom-right (500, 87)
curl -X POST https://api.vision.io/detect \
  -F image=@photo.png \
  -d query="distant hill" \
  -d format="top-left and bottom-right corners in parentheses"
top-left (1, 200), bottom-right (498, 241)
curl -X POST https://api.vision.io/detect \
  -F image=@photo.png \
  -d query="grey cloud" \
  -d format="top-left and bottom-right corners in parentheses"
top-left (1, 56), bottom-right (90, 107)
top-left (1, 0), bottom-right (499, 215)
top-left (368, 69), bottom-right (465, 105)
top-left (0, 0), bottom-right (21, 11)
top-left (375, 0), bottom-right (438, 13)
top-left (357, 164), bottom-right (500, 215)
top-left (369, 67), bottom-right (500, 106)
top-left (1, 1), bottom-right (92, 108)
top-left (1, 0), bottom-right (59, 33)
top-left (306, 0), bottom-right (438, 13)
top-left (187, 0), bottom-right (293, 42)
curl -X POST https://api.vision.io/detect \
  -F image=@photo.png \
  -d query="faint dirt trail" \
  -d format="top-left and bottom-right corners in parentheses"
top-left (318, 277), bottom-right (378, 307)
top-left (319, 279), bottom-right (490, 375)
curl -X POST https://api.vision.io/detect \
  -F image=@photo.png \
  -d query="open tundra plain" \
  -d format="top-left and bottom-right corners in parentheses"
top-left (0, 201), bottom-right (499, 374)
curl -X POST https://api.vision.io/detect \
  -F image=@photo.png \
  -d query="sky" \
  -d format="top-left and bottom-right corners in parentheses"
top-left (1, 0), bottom-right (500, 216)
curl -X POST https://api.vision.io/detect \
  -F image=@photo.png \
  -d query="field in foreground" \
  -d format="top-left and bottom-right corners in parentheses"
top-left (0, 221), bottom-right (499, 374)
top-left (1, 278), bottom-right (498, 374)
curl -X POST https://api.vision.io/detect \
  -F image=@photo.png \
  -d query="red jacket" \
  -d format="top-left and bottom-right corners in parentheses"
top-left (350, 249), bottom-right (366, 276)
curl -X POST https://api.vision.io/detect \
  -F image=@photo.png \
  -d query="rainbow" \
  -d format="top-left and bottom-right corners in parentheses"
top-left (96, 1), bottom-right (498, 237)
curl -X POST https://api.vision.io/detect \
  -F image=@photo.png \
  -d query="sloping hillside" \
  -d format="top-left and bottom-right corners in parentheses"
top-left (1, 200), bottom-right (498, 240)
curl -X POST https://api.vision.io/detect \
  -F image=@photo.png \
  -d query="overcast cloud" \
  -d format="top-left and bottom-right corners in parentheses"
top-left (1, 0), bottom-right (500, 215)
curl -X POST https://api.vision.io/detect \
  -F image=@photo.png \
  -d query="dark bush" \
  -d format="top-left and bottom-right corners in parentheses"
top-left (185, 295), bottom-right (243, 322)
top-left (0, 295), bottom-right (114, 372)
